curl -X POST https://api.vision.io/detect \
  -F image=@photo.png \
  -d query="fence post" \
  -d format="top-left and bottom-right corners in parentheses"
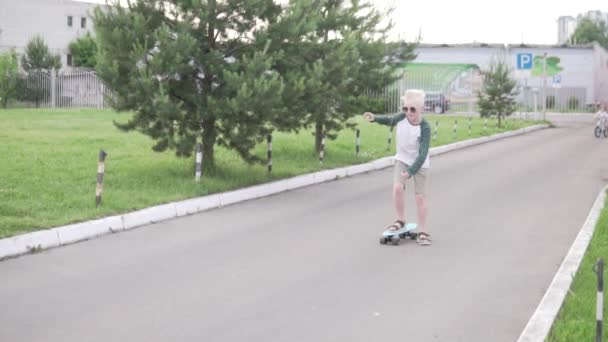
top-left (95, 150), bottom-right (107, 207)
top-left (453, 120), bottom-right (458, 141)
top-left (434, 120), bottom-right (438, 141)
top-left (51, 68), bottom-right (57, 109)
top-left (356, 129), bottom-right (360, 157)
top-left (267, 134), bottom-right (272, 174)
top-left (594, 258), bottom-right (604, 342)
top-left (468, 67), bottom-right (474, 116)
top-left (195, 143), bottom-right (202, 181)
top-left (319, 131), bottom-right (326, 164)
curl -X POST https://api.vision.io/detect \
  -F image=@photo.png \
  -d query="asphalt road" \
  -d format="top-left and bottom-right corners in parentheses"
top-left (1, 118), bottom-right (606, 342)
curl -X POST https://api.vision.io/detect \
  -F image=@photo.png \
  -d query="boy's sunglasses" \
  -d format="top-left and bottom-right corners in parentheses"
top-left (402, 107), bottom-right (417, 113)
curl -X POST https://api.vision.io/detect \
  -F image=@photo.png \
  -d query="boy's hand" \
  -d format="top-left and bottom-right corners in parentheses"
top-left (401, 171), bottom-right (411, 179)
top-left (363, 112), bottom-right (375, 122)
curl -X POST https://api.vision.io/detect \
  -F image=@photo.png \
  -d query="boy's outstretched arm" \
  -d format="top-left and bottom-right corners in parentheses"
top-left (364, 112), bottom-right (406, 126)
top-left (407, 120), bottom-right (431, 175)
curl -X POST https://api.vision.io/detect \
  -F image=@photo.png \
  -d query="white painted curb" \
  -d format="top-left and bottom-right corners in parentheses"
top-left (0, 124), bottom-right (548, 260)
top-left (517, 185), bottom-right (608, 342)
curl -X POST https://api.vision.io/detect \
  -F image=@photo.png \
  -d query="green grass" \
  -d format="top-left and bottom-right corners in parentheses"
top-left (548, 194), bottom-right (608, 341)
top-left (0, 109), bottom-right (542, 238)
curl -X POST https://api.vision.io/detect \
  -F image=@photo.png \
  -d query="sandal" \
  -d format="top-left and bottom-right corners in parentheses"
top-left (416, 232), bottom-right (432, 246)
top-left (387, 220), bottom-right (405, 232)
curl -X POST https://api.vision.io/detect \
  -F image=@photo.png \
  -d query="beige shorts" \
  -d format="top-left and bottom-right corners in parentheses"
top-left (393, 161), bottom-right (428, 195)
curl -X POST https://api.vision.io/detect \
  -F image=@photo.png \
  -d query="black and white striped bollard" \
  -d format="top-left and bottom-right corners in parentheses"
top-left (356, 129), bottom-right (361, 157)
top-left (95, 150), bottom-right (107, 207)
top-left (594, 258), bottom-right (604, 342)
top-left (195, 143), bottom-right (202, 182)
top-left (267, 134), bottom-right (272, 174)
top-left (319, 132), bottom-right (326, 164)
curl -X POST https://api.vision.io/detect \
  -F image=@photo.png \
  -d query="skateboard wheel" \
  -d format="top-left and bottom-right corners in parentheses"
top-left (410, 233), bottom-right (417, 240)
top-left (392, 237), bottom-right (400, 245)
top-left (380, 237), bottom-right (387, 245)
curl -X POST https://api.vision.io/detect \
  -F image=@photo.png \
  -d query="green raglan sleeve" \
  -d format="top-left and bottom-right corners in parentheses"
top-left (372, 112), bottom-right (406, 126)
top-left (407, 119), bottom-right (431, 175)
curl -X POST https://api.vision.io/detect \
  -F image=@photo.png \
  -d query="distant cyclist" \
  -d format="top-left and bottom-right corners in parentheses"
top-left (594, 103), bottom-right (608, 130)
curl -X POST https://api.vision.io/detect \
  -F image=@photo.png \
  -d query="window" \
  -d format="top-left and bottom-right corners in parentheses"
top-left (67, 16), bottom-right (73, 27)
top-left (81, 17), bottom-right (86, 28)
top-left (67, 54), bottom-right (73, 67)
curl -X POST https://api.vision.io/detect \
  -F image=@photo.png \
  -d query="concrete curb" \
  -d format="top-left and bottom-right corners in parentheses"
top-left (517, 185), bottom-right (608, 342)
top-left (0, 124), bottom-right (549, 260)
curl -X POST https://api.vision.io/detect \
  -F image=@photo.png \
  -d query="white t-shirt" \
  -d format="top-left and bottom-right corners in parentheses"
top-left (395, 118), bottom-right (430, 168)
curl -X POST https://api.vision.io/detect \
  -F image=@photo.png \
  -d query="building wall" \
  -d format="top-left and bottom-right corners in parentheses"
top-left (508, 46), bottom-right (596, 107)
top-left (415, 45), bottom-right (506, 70)
top-left (414, 44), bottom-right (603, 106)
top-left (593, 42), bottom-right (608, 105)
top-left (557, 16), bottom-right (576, 44)
top-left (0, 0), bottom-right (100, 68)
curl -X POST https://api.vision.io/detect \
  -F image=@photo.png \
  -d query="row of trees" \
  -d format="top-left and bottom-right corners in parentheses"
top-left (0, 31), bottom-right (99, 108)
top-left (92, 0), bottom-right (416, 168)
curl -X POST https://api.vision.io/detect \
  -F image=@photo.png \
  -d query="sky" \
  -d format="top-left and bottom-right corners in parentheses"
top-left (79, 0), bottom-right (607, 45)
top-left (372, 0), bottom-right (607, 44)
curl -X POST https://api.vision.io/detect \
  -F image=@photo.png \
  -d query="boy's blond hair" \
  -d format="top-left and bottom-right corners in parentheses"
top-left (401, 89), bottom-right (426, 108)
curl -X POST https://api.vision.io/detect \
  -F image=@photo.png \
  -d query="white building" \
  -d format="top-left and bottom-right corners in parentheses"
top-left (557, 16), bottom-right (576, 45)
top-left (0, 0), bottom-right (103, 69)
top-left (414, 43), bottom-right (608, 109)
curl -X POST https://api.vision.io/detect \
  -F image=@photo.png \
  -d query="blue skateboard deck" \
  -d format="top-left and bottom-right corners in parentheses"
top-left (380, 223), bottom-right (418, 245)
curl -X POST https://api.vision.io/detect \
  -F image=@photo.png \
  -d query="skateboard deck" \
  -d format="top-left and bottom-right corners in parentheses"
top-left (380, 223), bottom-right (418, 245)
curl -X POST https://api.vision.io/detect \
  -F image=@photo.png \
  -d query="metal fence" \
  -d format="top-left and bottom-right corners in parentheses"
top-left (12, 63), bottom-right (597, 112)
top-left (20, 68), bottom-right (111, 108)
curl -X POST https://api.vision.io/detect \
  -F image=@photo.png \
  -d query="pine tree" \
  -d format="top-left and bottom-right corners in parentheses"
top-left (270, 0), bottom-right (415, 153)
top-left (20, 36), bottom-right (61, 107)
top-left (93, 0), bottom-right (285, 168)
top-left (477, 59), bottom-right (518, 128)
top-left (21, 36), bottom-right (62, 71)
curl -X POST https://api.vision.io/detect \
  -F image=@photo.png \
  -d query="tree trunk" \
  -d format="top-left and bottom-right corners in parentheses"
top-left (201, 118), bottom-right (217, 170)
top-left (315, 122), bottom-right (324, 153)
top-left (497, 114), bottom-right (502, 128)
top-left (200, 1), bottom-right (217, 170)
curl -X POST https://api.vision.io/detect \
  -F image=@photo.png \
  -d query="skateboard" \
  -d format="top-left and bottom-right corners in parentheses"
top-left (379, 223), bottom-right (418, 246)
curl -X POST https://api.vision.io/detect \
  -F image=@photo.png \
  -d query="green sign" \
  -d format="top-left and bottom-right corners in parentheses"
top-left (531, 55), bottom-right (564, 77)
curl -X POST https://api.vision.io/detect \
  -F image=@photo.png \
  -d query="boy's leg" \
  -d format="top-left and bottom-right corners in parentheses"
top-left (413, 169), bottom-right (429, 233)
top-left (415, 194), bottom-right (427, 232)
top-left (392, 162), bottom-right (408, 223)
top-left (393, 183), bottom-right (405, 222)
